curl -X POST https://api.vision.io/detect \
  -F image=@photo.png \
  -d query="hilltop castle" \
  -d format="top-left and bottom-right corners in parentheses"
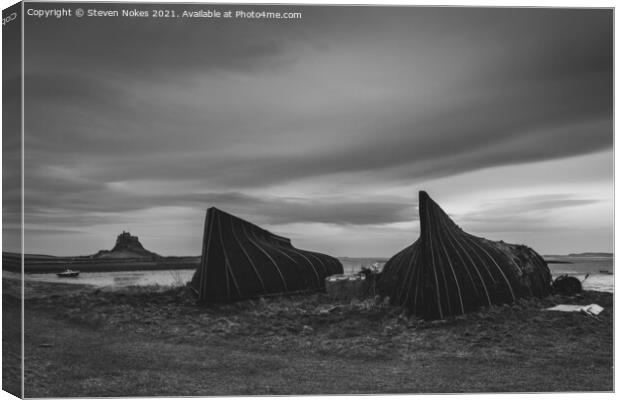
top-left (93, 231), bottom-right (160, 259)
top-left (112, 231), bottom-right (146, 252)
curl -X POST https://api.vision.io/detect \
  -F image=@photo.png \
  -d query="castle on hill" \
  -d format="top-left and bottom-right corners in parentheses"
top-left (93, 231), bottom-right (160, 259)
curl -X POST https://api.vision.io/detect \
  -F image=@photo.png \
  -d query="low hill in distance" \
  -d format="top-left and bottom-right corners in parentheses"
top-left (544, 253), bottom-right (613, 259)
top-left (567, 252), bottom-right (613, 258)
top-left (3, 231), bottom-right (200, 273)
top-left (92, 231), bottom-right (161, 260)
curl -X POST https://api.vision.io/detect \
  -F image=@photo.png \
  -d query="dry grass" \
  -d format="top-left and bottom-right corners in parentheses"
top-left (4, 278), bottom-right (613, 397)
top-left (2, 294), bottom-right (22, 397)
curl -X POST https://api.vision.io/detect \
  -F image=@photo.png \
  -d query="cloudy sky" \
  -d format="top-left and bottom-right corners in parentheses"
top-left (6, 5), bottom-right (612, 257)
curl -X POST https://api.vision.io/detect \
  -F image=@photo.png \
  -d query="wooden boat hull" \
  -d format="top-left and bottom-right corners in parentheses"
top-left (378, 191), bottom-right (552, 320)
top-left (57, 272), bottom-right (79, 278)
top-left (191, 207), bottom-right (343, 302)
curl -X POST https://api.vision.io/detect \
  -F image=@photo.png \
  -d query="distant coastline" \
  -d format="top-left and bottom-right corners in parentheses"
top-left (543, 252), bottom-right (613, 264)
top-left (567, 252), bottom-right (613, 258)
top-left (2, 251), bottom-right (613, 274)
top-left (544, 252), bottom-right (613, 258)
top-left (2, 252), bottom-right (200, 273)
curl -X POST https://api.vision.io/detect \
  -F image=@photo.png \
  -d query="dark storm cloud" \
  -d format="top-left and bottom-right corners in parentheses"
top-left (24, 73), bottom-right (123, 105)
top-left (25, 4), bottom-right (301, 77)
top-left (21, 5), bottom-right (613, 253)
top-left (23, 227), bottom-right (89, 234)
top-left (24, 180), bottom-right (416, 226)
top-left (71, 91), bottom-right (608, 187)
top-left (201, 192), bottom-right (417, 226)
top-left (24, 6), bottom-right (612, 187)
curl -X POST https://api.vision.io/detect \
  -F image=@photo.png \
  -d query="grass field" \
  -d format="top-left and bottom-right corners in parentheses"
top-left (2, 278), bottom-right (613, 397)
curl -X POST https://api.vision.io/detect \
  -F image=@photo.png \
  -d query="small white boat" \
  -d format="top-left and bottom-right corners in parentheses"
top-left (57, 268), bottom-right (79, 278)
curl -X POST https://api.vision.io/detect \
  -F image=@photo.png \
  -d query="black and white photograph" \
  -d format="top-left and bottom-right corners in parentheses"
top-left (1, 0), bottom-right (614, 397)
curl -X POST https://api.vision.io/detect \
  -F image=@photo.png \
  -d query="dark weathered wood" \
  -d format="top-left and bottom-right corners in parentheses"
top-left (230, 218), bottom-right (267, 293)
top-left (191, 207), bottom-right (343, 302)
top-left (243, 223), bottom-right (289, 293)
top-left (378, 191), bottom-right (552, 320)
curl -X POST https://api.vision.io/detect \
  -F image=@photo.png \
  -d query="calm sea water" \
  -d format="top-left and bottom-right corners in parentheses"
top-left (9, 269), bottom-right (196, 288)
top-left (10, 256), bottom-right (613, 293)
top-left (546, 256), bottom-right (614, 293)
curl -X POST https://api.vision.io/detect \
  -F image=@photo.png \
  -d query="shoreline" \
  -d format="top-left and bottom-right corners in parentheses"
top-left (4, 258), bottom-right (614, 295)
top-left (2, 252), bottom-right (200, 273)
top-left (3, 255), bottom-right (612, 273)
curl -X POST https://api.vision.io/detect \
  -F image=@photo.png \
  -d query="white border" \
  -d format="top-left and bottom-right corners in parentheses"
top-left (0, 1), bottom-right (616, 400)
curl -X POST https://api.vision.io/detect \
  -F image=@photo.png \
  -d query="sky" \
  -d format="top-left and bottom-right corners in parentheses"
top-left (4, 4), bottom-right (613, 257)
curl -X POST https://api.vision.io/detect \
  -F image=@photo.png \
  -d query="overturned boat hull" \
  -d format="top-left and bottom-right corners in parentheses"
top-left (378, 191), bottom-right (552, 320)
top-left (191, 207), bottom-right (343, 302)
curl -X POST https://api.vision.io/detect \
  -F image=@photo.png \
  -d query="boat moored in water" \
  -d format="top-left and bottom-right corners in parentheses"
top-left (57, 268), bottom-right (80, 278)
